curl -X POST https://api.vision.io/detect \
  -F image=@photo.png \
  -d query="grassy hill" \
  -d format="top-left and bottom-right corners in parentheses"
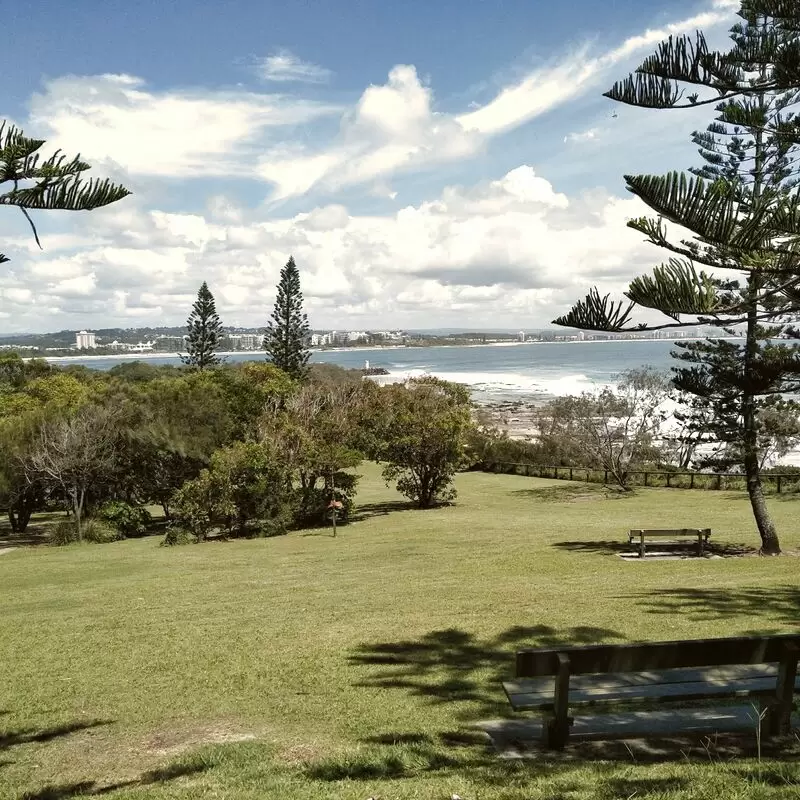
top-left (1, 465), bottom-right (799, 799)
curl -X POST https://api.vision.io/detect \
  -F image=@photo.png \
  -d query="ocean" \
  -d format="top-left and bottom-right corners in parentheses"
top-left (46, 340), bottom-right (694, 402)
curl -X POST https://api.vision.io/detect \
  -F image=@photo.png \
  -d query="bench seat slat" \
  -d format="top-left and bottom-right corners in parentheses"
top-left (629, 529), bottom-right (710, 537)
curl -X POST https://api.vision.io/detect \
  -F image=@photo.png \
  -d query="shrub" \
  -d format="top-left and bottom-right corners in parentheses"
top-left (82, 519), bottom-right (122, 544)
top-left (161, 526), bottom-right (196, 546)
top-left (50, 519), bottom-right (79, 546)
top-left (171, 442), bottom-right (293, 538)
top-left (50, 518), bottom-right (120, 545)
top-left (98, 501), bottom-right (152, 538)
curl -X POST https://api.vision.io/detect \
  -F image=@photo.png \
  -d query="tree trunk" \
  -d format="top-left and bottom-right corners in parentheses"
top-left (742, 109), bottom-right (781, 557)
top-left (743, 306), bottom-right (781, 555)
top-left (14, 501), bottom-right (33, 533)
top-left (8, 508), bottom-right (18, 533)
top-left (73, 487), bottom-right (84, 542)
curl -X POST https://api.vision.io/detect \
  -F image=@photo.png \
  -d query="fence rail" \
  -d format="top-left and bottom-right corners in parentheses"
top-left (478, 462), bottom-right (800, 493)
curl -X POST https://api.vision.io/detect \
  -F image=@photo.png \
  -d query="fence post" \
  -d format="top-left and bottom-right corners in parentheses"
top-left (585, 469), bottom-right (589, 483)
top-left (716, 474), bottom-right (722, 490)
top-left (690, 473), bottom-right (695, 489)
top-left (569, 467), bottom-right (573, 481)
top-left (777, 475), bottom-right (782, 494)
top-left (643, 471), bottom-right (648, 487)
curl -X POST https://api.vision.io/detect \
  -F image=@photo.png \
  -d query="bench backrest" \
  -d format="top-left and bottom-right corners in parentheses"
top-left (629, 528), bottom-right (711, 536)
top-left (516, 634), bottom-right (800, 677)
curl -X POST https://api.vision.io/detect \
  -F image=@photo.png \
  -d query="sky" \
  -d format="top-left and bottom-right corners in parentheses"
top-left (0, 0), bottom-right (741, 333)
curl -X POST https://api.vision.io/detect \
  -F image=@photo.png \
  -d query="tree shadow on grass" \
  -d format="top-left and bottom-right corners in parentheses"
top-left (348, 500), bottom-right (418, 523)
top-left (553, 539), bottom-right (756, 558)
top-left (304, 727), bottom-right (589, 787)
top-left (512, 484), bottom-right (624, 504)
top-left (629, 585), bottom-right (800, 630)
top-left (552, 540), bottom-right (631, 556)
top-left (20, 759), bottom-right (210, 799)
top-left (0, 720), bottom-right (111, 752)
top-left (349, 624), bottom-right (624, 721)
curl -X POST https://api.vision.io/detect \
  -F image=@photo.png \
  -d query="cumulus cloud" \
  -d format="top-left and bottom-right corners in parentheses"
top-left (0, 0), bottom-right (742, 332)
top-left (257, 2), bottom-right (737, 199)
top-left (19, 1), bottom-right (736, 198)
top-left (28, 74), bottom-right (341, 178)
top-left (0, 164), bottom-right (659, 331)
top-left (258, 65), bottom-right (483, 200)
top-left (256, 49), bottom-right (333, 83)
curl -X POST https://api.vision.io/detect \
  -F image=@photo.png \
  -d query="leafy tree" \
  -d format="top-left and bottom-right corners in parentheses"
top-left (181, 282), bottom-right (224, 370)
top-left (26, 405), bottom-right (119, 541)
top-left (172, 442), bottom-right (293, 539)
top-left (106, 374), bottom-right (235, 515)
top-left (553, 4), bottom-right (800, 553)
top-left (537, 369), bottom-right (671, 491)
top-left (209, 363), bottom-right (295, 440)
top-left (376, 378), bottom-right (475, 509)
top-left (0, 412), bottom-right (47, 533)
top-left (263, 256), bottom-right (311, 380)
top-left (261, 382), bottom-right (364, 525)
top-left (0, 122), bottom-right (130, 262)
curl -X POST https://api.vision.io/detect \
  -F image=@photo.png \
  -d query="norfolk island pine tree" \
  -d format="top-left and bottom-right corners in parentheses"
top-left (263, 256), bottom-right (311, 380)
top-left (553, 2), bottom-right (800, 554)
top-left (181, 282), bottom-right (225, 370)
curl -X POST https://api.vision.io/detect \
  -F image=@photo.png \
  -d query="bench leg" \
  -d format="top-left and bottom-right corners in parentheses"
top-left (542, 714), bottom-right (573, 750)
top-left (758, 699), bottom-right (787, 739)
top-left (640, 532), bottom-right (645, 559)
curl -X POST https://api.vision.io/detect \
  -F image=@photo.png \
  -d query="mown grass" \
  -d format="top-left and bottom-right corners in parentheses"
top-left (1, 464), bottom-right (799, 799)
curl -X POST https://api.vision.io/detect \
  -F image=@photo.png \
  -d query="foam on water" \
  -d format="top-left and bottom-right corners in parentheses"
top-left (370, 368), bottom-right (606, 398)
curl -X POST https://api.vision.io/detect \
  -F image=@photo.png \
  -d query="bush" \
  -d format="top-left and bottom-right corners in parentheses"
top-left (50, 519), bottom-right (79, 546)
top-left (82, 519), bottom-right (122, 544)
top-left (161, 526), bottom-right (196, 546)
top-left (98, 501), bottom-right (152, 538)
top-left (172, 442), bottom-right (294, 538)
top-left (50, 518), bottom-right (120, 545)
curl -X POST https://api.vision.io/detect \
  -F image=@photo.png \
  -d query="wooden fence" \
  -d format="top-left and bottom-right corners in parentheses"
top-left (478, 462), bottom-right (800, 493)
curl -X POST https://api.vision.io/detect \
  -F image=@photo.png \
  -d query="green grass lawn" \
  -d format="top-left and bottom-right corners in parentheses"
top-left (2, 465), bottom-right (800, 799)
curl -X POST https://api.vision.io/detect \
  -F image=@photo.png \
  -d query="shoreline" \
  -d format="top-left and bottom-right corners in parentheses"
top-left (31, 336), bottom-right (742, 363)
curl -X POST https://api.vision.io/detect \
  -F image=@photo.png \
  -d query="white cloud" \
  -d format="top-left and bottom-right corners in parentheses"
top-left (259, 65), bottom-right (482, 200)
top-left (256, 49), bottom-right (332, 83)
top-left (28, 74), bottom-right (341, 178)
top-left (564, 127), bottom-right (602, 144)
top-left (0, 164), bottom-right (658, 331)
top-left (257, 1), bottom-right (737, 199)
top-left (18, 1), bottom-right (736, 197)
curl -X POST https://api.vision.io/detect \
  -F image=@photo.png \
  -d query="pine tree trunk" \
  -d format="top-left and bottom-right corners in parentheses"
top-left (742, 308), bottom-right (781, 555)
top-left (743, 103), bottom-right (781, 557)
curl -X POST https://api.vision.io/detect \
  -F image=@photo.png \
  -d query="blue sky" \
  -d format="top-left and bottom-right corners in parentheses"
top-left (0, 0), bottom-right (739, 332)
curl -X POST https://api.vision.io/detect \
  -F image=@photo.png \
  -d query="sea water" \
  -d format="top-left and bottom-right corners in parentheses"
top-left (45, 339), bottom-right (687, 402)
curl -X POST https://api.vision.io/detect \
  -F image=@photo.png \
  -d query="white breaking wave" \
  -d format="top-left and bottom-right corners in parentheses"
top-left (369, 369), bottom-right (608, 397)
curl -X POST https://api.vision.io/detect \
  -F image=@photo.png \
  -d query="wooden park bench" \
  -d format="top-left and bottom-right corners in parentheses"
top-left (503, 633), bottom-right (800, 750)
top-left (628, 528), bottom-right (711, 558)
